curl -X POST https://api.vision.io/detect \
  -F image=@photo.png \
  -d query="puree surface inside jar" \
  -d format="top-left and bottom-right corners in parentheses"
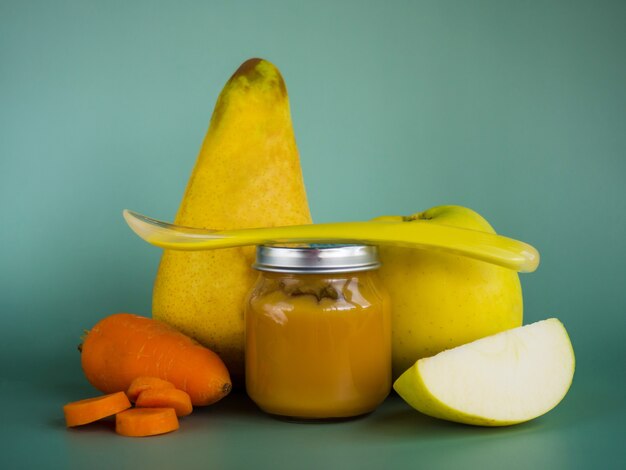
top-left (245, 272), bottom-right (391, 419)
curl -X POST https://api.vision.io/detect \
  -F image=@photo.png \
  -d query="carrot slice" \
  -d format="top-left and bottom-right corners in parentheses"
top-left (126, 376), bottom-right (175, 402)
top-left (63, 392), bottom-right (131, 427)
top-left (115, 408), bottom-right (179, 437)
top-left (136, 388), bottom-right (193, 417)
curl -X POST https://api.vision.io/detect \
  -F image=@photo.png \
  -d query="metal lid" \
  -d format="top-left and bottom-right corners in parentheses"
top-left (253, 244), bottom-right (380, 273)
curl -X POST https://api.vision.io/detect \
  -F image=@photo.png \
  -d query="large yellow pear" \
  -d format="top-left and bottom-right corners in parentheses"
top-left (376, 205), bottom-right (523, 378)
top-left (153, 59), bottom-right (312, 383)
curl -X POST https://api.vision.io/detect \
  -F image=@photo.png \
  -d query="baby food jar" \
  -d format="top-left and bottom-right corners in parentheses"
top-left (245, 244), bottom-right (391, 420)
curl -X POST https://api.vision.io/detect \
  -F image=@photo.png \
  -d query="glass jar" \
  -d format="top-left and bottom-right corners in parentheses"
top-left (245, 244), bottom-right (391, 419)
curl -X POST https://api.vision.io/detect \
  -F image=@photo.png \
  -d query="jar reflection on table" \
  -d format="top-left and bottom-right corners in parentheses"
top-left (245, 245), bottom-right (391, 420)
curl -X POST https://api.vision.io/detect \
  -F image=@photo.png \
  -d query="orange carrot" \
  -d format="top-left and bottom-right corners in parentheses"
top-left (127, 377), bottom-right (175, 402)
top-left (63, 392), bottom-right (131, 427)
top-left (115, 408), bottom-right (179, 437)
top-left (136, 388), bottom-right (193, 417)
top-left (81, 313), bottom-right (232, 406)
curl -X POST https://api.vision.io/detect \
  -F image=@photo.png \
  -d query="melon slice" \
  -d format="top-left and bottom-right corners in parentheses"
top-left (393, 318), bottom-right (575, 426)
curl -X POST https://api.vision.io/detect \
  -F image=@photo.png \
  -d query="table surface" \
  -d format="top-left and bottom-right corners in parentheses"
top-left (2, 371), bottom-right (624, 470)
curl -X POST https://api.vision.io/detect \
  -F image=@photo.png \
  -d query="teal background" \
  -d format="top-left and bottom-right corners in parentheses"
top-left (1, 0), bottom-right (624, 468)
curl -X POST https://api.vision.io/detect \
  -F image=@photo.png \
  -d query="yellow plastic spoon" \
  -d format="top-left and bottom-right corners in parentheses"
top-left (123, 210), bottom-right (539, 273)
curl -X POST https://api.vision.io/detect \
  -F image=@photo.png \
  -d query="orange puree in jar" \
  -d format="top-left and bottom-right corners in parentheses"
top-left (245, 245), bottom-right (391, 419)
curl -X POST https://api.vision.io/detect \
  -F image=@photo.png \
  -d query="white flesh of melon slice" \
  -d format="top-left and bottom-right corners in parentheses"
top-left (393, 318), bottom-right (575, 426)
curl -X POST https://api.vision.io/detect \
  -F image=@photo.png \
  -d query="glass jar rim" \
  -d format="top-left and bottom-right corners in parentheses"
top-left (252, 244), bottom-right (380, 273)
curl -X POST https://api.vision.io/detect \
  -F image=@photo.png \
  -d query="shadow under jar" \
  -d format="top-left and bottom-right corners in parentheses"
top-left (245, 244), bottom-right (391, 420)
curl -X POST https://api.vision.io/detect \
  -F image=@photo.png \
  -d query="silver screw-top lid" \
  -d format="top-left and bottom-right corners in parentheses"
top-left (253, 244), bottom-right (380, 273)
